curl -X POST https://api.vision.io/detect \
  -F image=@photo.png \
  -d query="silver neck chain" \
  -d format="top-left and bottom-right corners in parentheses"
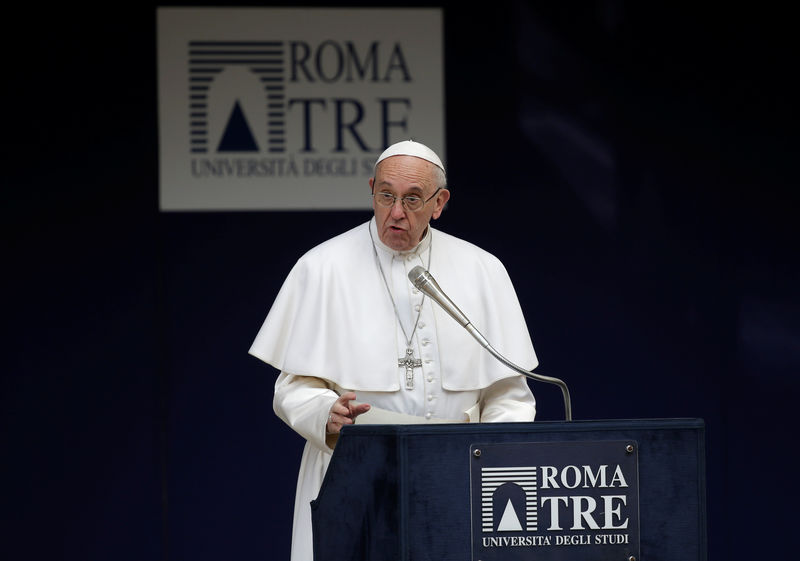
top-left (368, 226), bottom-right (432, 348)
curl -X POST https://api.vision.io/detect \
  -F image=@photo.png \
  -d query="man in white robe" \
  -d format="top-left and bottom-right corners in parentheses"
top-left (249, 140), bottom-right (538, 561)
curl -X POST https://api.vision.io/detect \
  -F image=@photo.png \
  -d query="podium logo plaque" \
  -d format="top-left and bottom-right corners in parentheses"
top-left (469, 440), bottom-right (640, 561)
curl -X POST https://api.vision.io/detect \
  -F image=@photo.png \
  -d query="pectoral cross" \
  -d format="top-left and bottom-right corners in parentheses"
top-left (398, 347), bottom-right (422, 390)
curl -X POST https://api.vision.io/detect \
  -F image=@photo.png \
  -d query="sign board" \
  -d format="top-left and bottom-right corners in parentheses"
top-left (157, 7), bottom-right (445, 210)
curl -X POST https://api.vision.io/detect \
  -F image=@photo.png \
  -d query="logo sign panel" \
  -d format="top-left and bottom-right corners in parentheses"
top-left (157, 7), bottom-right (444, 211)
top-left (470, 441), bottom-right (640, 561)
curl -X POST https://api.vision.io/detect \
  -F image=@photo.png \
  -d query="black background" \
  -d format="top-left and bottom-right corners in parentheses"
top-left (5, 2), bottom-right (797, 560)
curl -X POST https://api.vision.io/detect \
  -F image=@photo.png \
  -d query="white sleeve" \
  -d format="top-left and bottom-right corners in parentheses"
top-left (478, 375), bottom-right (537, 422)
top-left (273, 371), bottom-right (340, 452)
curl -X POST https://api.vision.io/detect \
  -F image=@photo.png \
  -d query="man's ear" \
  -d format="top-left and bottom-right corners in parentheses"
top-left (368, 177), bottom-right (375, 194)
top-left (431, 189), bottom-right (451, 219)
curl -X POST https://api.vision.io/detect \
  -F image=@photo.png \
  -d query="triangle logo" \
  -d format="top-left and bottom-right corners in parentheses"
top-left (217, 100), bottom-right (259, 152)
top-left (496, 498), bottom-right (523, 532)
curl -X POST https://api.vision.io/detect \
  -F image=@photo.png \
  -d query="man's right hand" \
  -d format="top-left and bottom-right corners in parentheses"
top-left (326, 391), bottom-right (371, 434)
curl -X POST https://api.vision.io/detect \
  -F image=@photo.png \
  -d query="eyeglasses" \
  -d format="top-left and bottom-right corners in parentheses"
top-left (372, 187), bottom-right (442, 211)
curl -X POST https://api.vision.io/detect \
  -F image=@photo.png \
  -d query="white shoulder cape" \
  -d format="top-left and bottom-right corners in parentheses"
top-left (249, 220), bottom-right (537, 391)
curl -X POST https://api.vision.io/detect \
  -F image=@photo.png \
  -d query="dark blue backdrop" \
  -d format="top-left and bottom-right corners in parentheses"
top-left (5, 2), bottom-right (796, 560)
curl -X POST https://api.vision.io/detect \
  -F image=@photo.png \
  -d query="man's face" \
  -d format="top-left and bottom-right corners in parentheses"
top-left (369, 155), bottom-right (450, 251)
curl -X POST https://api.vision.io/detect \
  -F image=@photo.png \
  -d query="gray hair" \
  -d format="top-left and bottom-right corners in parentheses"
top-left (432, 165), bottom-right (448, 190)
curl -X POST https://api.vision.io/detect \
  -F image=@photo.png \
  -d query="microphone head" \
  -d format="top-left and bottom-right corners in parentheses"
top-left (408, 266), bottom-right (431, 290)
top-left (407, 265), bottom-right (469, 327)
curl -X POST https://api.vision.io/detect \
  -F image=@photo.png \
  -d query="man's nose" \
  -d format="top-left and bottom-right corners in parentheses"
top-left (390, 198), bottom-right (406, 218)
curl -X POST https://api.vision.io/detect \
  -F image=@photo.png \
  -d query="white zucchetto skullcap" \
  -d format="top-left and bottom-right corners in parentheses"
top-left (374, 140), bottom-right (445, 172)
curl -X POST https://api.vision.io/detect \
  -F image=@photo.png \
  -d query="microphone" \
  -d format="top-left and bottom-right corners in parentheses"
top-left (408, 266), bottom-right (573, 421)
top-left (407, 266), bottom-right (470, 327)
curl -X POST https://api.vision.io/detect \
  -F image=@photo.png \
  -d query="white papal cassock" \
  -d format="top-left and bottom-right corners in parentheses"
top-left (249, 218), bottom-right (538, 561)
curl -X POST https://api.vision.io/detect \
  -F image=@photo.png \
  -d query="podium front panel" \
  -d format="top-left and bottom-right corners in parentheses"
top-left (311, 418), bottom-right (706, 561)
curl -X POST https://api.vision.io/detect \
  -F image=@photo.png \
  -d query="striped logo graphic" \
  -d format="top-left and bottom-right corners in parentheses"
top-left (187, 41), bottom-right (286, 154)
top-left (481, 466), bottom-right (538, 532)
